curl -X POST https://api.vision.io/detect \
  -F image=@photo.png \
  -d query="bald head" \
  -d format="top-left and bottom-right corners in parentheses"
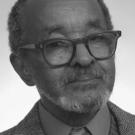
top-left (8, 0), bottom-right (113, 53)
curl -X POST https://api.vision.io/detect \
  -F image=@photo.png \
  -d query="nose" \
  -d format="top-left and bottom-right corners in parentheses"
top-left (70, 43), bottom-right (95, 66)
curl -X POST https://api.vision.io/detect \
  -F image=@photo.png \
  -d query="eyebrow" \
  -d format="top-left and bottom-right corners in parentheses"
top-left (45, 25), bottom-right (65, 35)
top-left (45, 19), bottom-right (104, 35)
top-left (86, 19), bottom-right (104, 30)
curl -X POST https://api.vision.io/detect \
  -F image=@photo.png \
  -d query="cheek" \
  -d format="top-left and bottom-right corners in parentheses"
top-left (24, 52), bottom-right (67, 99)
top-left (28, 53), bottom-right (65, 84)
top-left (32, 63), bottom-right (66, 95)
top-left (48, 68), bottom-right (65, 80)
top-left (99, 58), bottom-right (115, 86)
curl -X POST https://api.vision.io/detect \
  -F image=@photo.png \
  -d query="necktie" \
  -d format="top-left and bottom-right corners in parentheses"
top-left (69, 127), bottom-right (92, 135)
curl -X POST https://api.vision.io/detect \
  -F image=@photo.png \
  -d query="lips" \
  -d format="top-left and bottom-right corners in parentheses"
top-left (64, 65), bottom-right (105, 86)
top-left (67, 74), bottom-right (102, 85)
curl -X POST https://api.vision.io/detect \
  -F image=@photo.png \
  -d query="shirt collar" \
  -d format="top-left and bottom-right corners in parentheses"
top-left (39, 102), bottom-right (111, 135)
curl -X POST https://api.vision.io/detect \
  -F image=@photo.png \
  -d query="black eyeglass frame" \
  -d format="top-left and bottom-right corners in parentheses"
top-left (17, 30), bottom-right (121, 68)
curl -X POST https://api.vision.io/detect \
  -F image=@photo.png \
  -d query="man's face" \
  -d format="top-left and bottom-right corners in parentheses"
top-left (20, 0), bottom-right (115, 113)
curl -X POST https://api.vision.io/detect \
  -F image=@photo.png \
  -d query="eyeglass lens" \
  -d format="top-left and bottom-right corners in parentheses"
top-left (44, 40), bottom-right (73, 65)
top-left (88, 32), bottom-right (116, 58)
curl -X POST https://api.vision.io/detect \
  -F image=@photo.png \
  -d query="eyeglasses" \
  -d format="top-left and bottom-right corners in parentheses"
top-left (17, 30), bottom-right (121, 68)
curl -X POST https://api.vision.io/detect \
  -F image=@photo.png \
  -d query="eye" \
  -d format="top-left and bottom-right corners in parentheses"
top-left (45, 39), bottom-right (72, 54)
top-left (89, 33), bottom-right (114, 45)
top-left (47, 40), bottom-right (70, 48)
top-left (90, 35), bottom-right (107, 43)
top-left (54, 41), bottom-right (67, 48)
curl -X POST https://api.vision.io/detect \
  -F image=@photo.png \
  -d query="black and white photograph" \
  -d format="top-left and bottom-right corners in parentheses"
top-left (0, 0), bottom-right (135, 134)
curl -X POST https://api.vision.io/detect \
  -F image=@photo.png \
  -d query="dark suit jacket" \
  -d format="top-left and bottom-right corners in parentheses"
top-left (1, 101), bottom-right (135, 135)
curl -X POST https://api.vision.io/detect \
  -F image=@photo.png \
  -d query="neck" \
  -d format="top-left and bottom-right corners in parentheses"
top-left (40, 97), bottom-right (100, 127)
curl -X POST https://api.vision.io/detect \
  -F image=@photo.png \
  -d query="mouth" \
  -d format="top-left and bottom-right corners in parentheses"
top-left (64, 76), bottom-right (102, 93)
top-left (63, 67), bottom-right (105, 88)
top-left (67, 76), bottom-right (102, 86)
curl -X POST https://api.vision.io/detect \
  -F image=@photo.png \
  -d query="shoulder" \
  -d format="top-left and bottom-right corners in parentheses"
top-left (0, 101), bottom-right (43, 135)
top-left (107, 101), bottom-right (135, 134)
top-left (0, 127), bottom-right (16, 135)
top-left (107, 101), bottom-right (135, 120)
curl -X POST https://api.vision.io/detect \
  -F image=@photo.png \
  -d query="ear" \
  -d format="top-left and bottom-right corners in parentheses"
top-left (10, 53), bottom-right (35, 86)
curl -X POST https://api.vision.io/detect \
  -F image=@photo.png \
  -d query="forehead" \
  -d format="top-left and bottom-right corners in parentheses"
top-left (22, 0), bottom-right (106, 42)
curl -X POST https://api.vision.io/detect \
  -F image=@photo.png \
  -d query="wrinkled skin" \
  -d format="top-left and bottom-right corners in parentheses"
top-left (11, 0), bottom-right (115, 126)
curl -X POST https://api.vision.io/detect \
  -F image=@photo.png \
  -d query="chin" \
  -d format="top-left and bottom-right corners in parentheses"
top-left (38, 81), bottom-right (112, 114)
top-left (38, 86), bottom-right (111, 126)
top-left (57, 87), bottom-right (111, 114)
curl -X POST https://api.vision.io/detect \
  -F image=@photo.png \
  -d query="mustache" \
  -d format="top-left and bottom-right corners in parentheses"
top-left (61, 64), bottom-right (105, 85)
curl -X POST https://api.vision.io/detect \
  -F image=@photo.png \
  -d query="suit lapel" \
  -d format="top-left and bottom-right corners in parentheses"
top-left (13, 101), bottom-right (45, 135)
top-left (108, 101), bottom-right (135, 135)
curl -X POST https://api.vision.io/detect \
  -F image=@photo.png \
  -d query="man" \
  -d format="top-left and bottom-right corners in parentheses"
top-left (1, 0), bottom-right (135, 134)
